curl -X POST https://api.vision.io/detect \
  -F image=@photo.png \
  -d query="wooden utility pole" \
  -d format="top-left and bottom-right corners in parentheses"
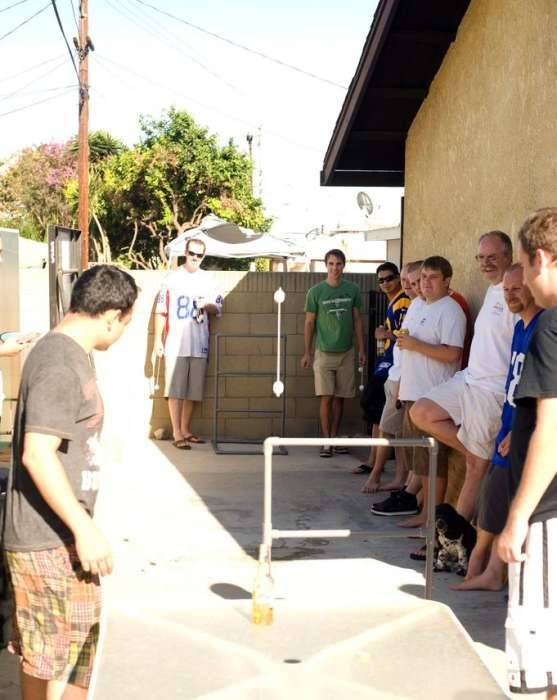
top-left (77, 0), bottom-right (90, 269)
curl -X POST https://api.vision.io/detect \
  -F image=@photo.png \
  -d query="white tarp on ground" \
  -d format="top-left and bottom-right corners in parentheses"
top-left (165, 215), bottom-right (305, 260)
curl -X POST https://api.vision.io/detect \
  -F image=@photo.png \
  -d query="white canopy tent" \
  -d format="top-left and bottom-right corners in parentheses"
top-left (165, 214), bottom-right (305, 261)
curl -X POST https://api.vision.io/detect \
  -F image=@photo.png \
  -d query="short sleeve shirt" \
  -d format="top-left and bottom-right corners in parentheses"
top-left (3, 333), bottom-right (104, 551)
top-left (156, 268), bottom-right (223, 359)
top-left (399, 295), bottom-right (466, 402)
top-left (304, 279), bottom-right (362, 353)
top-left (388, 297), bottom-right (426, 382)
top-left (492, 312), bottom-right (541, 468)
top-left (509, 307), bottom-right (557, 523)
top-left (465, 283), bottom-right (516, 396)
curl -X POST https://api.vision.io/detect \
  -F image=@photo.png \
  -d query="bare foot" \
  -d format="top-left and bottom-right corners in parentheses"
top-left (463, 547), bottom-right (488, 580)
top-left (361, 478), bottom-right (381, 494)
top-left (397, 514), bottom-right (426, 528)
top-left (449, 569), bottom-right (505, 592)
top-left (378, 479), bottom-right (406, 492)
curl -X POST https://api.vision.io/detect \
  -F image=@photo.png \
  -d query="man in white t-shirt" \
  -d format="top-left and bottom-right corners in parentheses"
top-left (371, 257), bottom-right (466, 519)
top-left (154, 238), bottom-right (223, 449)
top-left (411, 231), bottom-right (514, 520)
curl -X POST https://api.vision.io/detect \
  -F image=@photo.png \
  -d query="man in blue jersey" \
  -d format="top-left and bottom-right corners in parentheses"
top-left (356, 262), bottom-right (410, 472)
top-left (452, 264), bottom-right (541, 591)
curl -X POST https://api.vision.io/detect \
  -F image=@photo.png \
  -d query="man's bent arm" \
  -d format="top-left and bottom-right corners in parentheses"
top-left (499, 397), bottom-right (557, 562)
top-left (398, 338), bottom-right (461, 364)
top-left (23, 432), bottom-right (112, 576)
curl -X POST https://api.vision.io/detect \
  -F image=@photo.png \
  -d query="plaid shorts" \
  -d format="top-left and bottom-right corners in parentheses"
top-left (5, 544), bottom-right (101, 688)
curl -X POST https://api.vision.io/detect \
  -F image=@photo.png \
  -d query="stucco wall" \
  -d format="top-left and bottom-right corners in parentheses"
top-left (403, 0), bottom-right (557, 312)
top-left (93, 271), bottom-right (376, 449)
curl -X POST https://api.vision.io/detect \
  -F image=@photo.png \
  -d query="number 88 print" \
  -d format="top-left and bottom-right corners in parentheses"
top-left (176, 295), bottom-right (192, 319)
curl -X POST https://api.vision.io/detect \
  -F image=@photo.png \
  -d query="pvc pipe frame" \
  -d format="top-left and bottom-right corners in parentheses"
top-left (261, 436), bottom-right (439, 600)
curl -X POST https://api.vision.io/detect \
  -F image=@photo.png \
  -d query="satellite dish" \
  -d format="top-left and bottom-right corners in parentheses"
top-left (357, 191), bottom-right (374, 218)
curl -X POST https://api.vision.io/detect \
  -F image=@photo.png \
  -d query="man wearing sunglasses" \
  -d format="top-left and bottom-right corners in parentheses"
top-left (357, 262), bottom-right (410, 472)
top-left (154, 238), bottom-right (223, 449)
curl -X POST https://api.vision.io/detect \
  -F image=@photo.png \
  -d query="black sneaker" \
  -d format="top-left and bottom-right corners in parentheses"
top-left (370, 489), bottom-right (419, 517)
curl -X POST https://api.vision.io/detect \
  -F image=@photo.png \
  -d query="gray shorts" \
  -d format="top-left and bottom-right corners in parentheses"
top-left (165, 356), bottom-right (207, 401)
top-left (477, 462), bottom-right (511, 535)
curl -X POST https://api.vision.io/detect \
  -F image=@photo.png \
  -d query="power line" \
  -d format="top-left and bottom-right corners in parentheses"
top-left (104, 0), bottom-right (246, 97)
top-left (0, 1), bottom-right (50, 41)
top-left (68, 0), bottom-right (78, 33)
top-left (0, 0), bottom-right (32, 12)
top-left (0, 83), bottom-right (76, 99)
top-left (93, 53), bottom-right (322, 153)
top-left (0, 53), bottom-right (64, 82)
top-left (0, 57), bottom-right (67, 101)
top-left (0, 85), bottom-right (73, 117)
top-left (133, 0), bottom-right (347, 90)
top-left (49, 0), bottom-right (78, 76)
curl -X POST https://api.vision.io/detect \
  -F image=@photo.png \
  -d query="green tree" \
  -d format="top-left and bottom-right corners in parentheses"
top-left (65, 130), bottom-right (127, 262)
top-left (0, 142), bottom-right (77, 241)
top-left (96, 108), bottom-right (271, 269)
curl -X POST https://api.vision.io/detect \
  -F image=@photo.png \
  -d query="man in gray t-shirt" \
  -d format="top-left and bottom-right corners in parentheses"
top-left (2, 265), bottom-right (137, 696)
top-left (4, 333), bottom-right (104, 551)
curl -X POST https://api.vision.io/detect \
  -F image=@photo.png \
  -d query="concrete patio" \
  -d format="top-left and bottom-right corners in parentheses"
top-left (0, 437), bottom-right (540, 699)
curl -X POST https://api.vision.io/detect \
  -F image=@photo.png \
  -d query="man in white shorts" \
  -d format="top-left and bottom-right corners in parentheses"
top-left (154, 238), bottom-right (223, 449)
top-left (498, 208), bottom-right (557, 699)
top-left (411, 231), bottom-right (514, 520)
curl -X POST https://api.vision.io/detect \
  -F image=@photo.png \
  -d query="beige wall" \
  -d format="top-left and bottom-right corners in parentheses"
top-left (403, 0), bottom-right (557, 313)
top-left (0, 229), bottom-right (21, 430)
top-left (94, 271), bottom-right (376, 447)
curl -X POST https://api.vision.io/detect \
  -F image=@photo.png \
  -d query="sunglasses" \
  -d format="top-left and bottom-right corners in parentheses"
top-left (187, 251), bottom-right (204, 259)
top-left (378, 274), bottom-right (397, 284)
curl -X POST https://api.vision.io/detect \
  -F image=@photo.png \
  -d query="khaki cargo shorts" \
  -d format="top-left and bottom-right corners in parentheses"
top-left (313, 348), bottom-right (355, 398)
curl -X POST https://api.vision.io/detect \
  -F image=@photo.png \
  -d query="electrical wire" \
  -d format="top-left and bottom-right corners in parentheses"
top-left (133, 0), bottom-right (347, 90)
top-left (0, 85), bottom-right (74, 117)
top-left (0, 83), bottom-right (76, 99)
top-left (0, 0), bottom-right (32, 12)
top-left (68, 0), bottom-right (78, 34)
top-left (0, 1), bottom-right (50, 41)
top-left (93, 53), bottom-right (322, 153)
top-left (0, 56), bottom-right (67, 101)
top-left (49, 0), bottom-right (78, 76)
top-left (103, 0), bottom-right (247, 97)
top-left (0, 53), bottom-right (64, 82)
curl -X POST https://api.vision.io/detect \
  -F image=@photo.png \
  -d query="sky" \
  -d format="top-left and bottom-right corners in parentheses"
top-left (0, 0), bottom-right (403, 234)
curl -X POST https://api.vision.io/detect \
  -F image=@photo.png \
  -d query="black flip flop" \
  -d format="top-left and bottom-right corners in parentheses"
top-left (352, 464), bottom-right (372, 475)
top-left (409, 545), bottom-right (439, 561)
top-left (172, 440), bottom-right (191, 450)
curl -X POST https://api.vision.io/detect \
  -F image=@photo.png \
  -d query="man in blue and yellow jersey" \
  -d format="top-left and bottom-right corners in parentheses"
top-left (357, 262), bottom-right (410, 473)
top-left (302, 249), bottom-right (366, 458)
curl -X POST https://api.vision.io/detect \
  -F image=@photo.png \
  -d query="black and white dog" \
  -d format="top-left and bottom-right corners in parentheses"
top-left (434, 503), bottom-right (477, 576)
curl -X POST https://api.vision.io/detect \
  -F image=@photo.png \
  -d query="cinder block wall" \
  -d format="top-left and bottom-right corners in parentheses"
top-left (95, 270), bottom-right (377, 443)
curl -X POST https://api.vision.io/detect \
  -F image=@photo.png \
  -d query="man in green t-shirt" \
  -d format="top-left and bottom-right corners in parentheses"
top-left (301, 249), bottom-right (365, 457)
